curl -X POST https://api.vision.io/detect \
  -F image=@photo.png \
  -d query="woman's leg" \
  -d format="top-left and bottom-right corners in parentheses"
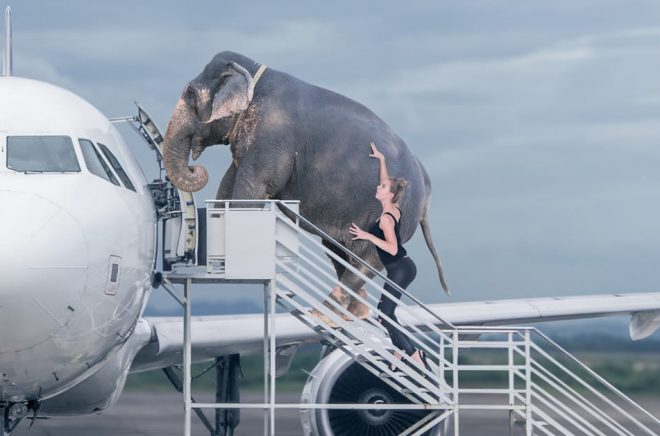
top-left (378, 257), bottom-right (417, 356)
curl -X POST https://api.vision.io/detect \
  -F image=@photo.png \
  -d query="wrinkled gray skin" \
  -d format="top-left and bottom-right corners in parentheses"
top-left (163, 51), bottom-right (449, 295)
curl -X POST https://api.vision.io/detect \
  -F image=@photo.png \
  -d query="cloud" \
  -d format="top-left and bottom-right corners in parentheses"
top-left (8, 1), bottom-right (660, 304)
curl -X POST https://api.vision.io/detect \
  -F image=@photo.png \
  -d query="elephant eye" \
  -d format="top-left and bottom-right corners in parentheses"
top-left (185, 86), bottom-right (196, 101)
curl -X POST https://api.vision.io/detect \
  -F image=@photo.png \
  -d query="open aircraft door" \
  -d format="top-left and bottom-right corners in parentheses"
top-left (116, 104), bottom-right (200, 270)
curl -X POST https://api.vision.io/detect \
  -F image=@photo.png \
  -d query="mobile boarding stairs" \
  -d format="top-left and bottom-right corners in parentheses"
top-left (127, 105), bottom-right (660, 436)
top-left (160, 199), bottom-right (659, 436)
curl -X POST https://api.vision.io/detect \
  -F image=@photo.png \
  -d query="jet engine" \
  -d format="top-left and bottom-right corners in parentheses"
top-left (300, 349), bottom-right (443, 436)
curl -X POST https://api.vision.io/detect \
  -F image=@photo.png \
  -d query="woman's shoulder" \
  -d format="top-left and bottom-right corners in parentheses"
top-left (379, 210), bottom-right (400, 225)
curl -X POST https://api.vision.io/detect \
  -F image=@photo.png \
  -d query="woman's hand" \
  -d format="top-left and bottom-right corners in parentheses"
top-left (369, 142), bottom-right (385, 161)
top-left (350, 223), bottom-right (371, 241)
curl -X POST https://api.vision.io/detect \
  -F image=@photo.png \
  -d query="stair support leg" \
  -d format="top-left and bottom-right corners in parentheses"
top-left (452, 329), bottom-right (459, 436)
top-left (214, 355), bottom-right (241, 436)
top-left (262, 283), bottom-right (269, 436)
top-left (508, 332), bottom-right (515, 436)
top-left (524, 330), bottom-right (532, 436)
top-left (184, 278), bottom-right (192, 436)
top-left (162, 367), bottom-right (215, 434)
top-left (269, 278), bottom-right (276, 436)
top-left (263, 279), bottom-right (277, 436)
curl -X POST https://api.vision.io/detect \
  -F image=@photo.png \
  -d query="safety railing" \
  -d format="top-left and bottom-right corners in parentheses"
top-left (434, 326), bottom-right (660, 435)
top-left (270, 202), bottom-right (659, 435)
top-left (272, 205), bottom-right (455, 421)
top-left (518, 328), bottom-right (659, 435)
top-left (165, 200), bottom-right (659, 436)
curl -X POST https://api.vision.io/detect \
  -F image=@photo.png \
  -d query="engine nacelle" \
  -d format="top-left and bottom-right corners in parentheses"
top-left (300, 349), bottom-right (443, 436)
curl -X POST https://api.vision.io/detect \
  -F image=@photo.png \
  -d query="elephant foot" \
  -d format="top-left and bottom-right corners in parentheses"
top-left (308, 287), bottom-right (368, 327)
top-left (308, 309), bottom-right (339, 329)
top-left (308, 287), bottom-right (350, 327)
top-left (321, 286), bottom-right (350, 315)
top-left (347, 288), bottom-right (370, 320)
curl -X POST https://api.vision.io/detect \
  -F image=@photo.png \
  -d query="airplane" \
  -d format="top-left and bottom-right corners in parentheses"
top-left (1, 7), bottom-right (659, 435)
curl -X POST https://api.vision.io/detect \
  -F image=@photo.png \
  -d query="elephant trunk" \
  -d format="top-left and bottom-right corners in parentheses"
top-left (162, 98), bottom-right (209, 193)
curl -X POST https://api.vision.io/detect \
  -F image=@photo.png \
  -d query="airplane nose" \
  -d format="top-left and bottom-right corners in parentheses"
top-left (0, 190), bottom-right (89, 353)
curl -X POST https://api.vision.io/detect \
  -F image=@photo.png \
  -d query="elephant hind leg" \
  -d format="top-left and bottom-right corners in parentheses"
top-left (322, 239), bottom-right (347, 280)
top-left (316, 239), bottom-right (381, 320)
top-left (318, 239), bottom-right (370, 319)
top-left (338, 252), bottom-right (378, 319)
top-left (317, 240), bottom-right (351, 318)
top-left (347, 287), bottom-right (369, 320)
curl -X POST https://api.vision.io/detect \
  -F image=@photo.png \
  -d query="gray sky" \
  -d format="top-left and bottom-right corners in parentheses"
top-left (6, 1), bottom-right (660, 310)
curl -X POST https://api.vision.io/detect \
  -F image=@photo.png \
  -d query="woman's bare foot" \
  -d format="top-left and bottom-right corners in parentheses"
top-left (410, 349), bottom-right (423, 366)
top-left (410, 349), bottom-right (432, 372)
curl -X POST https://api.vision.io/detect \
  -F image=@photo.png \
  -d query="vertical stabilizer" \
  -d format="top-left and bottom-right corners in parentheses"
top-left (3, 6), bottom-right (12, 77)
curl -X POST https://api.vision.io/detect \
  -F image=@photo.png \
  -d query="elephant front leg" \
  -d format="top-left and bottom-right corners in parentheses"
top-left (216, 161), bottom-right (238, 200)
top-left (230, 162), bottom-right (280, 200)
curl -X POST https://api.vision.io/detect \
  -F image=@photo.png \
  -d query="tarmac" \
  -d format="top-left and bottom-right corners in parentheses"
top-left (12, 392), bottom-right (660, 435)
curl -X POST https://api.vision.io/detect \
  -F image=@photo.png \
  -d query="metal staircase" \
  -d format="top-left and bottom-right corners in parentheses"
top-left (269, 201), bottom-right (659, 435)
top-left (271, 202), bottom-right (456, 433)
top-left (159, 199), bottom-right (659, 436)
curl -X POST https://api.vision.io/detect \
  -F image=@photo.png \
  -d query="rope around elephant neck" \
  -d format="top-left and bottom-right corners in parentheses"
top-left (227, 64), bottom-right (268, 145)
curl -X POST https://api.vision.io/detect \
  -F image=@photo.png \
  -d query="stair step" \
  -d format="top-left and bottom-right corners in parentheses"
top-left (401, 388), bottom-right (432, 395)
top-left (514, 419), bottom-right (547, 427)
top-left (378, 371), bottom-right (402, 379)
top-left (313, 325), bottom-right (327, 333)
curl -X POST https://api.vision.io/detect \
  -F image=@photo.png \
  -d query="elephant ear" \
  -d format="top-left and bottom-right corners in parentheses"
top-left (208, 62), bottom-right (255, 123)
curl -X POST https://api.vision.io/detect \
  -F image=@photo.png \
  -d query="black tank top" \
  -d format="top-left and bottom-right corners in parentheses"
top-left (369, 210), bottom-right (407, 266)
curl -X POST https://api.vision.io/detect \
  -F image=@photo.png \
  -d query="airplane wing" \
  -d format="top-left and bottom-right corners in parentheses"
top-left (130, 291), bottom-right (660, 373)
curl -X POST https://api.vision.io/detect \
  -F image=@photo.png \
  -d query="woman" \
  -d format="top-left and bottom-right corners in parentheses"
top-left (349, 142), bottom-right (430, 371)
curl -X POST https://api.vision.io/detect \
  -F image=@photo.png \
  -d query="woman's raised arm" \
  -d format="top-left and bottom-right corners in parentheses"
top-left (369, 142), bottom-right (389, 184)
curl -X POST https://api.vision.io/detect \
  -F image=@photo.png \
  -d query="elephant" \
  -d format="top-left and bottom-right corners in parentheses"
top-left (162, 51), bottom-right (449, 318)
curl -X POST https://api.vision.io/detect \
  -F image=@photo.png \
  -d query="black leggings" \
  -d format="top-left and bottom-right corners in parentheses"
top-left (377, 256), bottom-right (417, 356)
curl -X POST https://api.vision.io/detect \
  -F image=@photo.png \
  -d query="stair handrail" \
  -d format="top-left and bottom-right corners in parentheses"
top-left (531, 327), bottom-right (660, 428)
top-left (271, 200), bottom-right (456, 329)
top-left (445, 325), bottom-right (659, 433)
top-left (461, 325), bottom-right (660, 429)
top-left (278, 247), bottom-right (447, 358)
top-left (273, 215), bottom-right (457, 384)
top-left (284, 227), bottom-right (455, 346)
top-left (522, 361), bottom-right (630, 433)
top-left (275, 240), bottom-right (456, 385)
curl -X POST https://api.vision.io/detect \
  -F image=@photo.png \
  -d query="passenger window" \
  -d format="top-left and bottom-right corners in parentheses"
top-left (7, 136), bottom-right (80, 172)
top-left (79, 139), bottom-right (120, 186)
top-left (97, 143), bottom-right (136, 192)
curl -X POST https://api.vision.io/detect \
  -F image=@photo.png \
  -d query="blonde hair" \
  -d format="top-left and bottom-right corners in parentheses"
top-left (389, 177), bottom-right (409, 204)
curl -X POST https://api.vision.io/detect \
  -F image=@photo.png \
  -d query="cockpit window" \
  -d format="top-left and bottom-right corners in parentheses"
top-left (79, 139), bottom-right (120, 186)
top-left (97, 143), bottom-right (136, 192)
top-left (7, 136), bottom-right (80, 172)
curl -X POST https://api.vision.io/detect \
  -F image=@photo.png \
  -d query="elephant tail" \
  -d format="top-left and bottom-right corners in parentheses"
top-left (420, 197), bottom-right (451, 295)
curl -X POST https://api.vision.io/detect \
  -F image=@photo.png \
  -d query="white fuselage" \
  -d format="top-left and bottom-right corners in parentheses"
top-left (0, 77), bottom-right (157, 402)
